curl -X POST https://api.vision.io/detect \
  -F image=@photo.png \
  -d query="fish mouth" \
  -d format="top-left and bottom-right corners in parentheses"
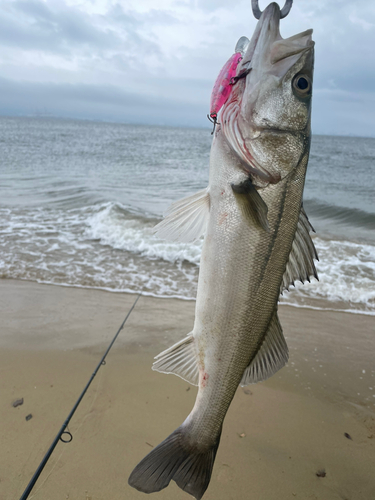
top-left (240, 3), bottom-right (313, 70)
top-left (239, 2), bottom-right (282, 70)
top-left (220, 2), bottom-right (314, 187)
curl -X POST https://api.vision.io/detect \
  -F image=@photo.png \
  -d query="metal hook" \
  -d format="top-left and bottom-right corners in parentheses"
top-left (229, 68), bottom-right (252, 86)
top-left (251, 0), bottom-right (293, 20)
top-left (207, 114), bottom-right (219, 135)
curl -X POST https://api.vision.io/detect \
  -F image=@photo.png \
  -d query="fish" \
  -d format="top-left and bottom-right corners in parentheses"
top-left (128, 2), bottom-right (317, 499)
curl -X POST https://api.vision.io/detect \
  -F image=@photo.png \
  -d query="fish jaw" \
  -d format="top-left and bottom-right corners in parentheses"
top-left (220, 2), bottom-right (314, 187)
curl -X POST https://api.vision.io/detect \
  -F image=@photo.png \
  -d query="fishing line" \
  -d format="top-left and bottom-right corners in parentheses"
top-left (19, 290), bottom-right (143, 500)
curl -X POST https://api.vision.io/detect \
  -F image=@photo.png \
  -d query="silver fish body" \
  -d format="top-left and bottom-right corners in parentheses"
top-left (129, 3), bottom-right (317, 499)
top-left (186, 135), bottom-right (310, 439)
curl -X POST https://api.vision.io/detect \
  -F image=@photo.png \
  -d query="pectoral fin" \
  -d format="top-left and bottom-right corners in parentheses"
top-left (231, 178), bottom-right (269, 232)
top-left (240, 309), bottom-right (288, 386)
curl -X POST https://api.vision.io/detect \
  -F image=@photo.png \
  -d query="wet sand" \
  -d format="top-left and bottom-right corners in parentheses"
top-left (1, 279), bottom-right (375, 500)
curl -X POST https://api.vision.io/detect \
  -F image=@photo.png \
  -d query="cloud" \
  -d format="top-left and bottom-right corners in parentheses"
top-left (0, 0), bottom-right (119, 53)
top-left (349, 14), bottom-right (375, 31)
top-left (0, 0), bottom-right (374, 136)
top-left (0, 76), bottom-right (207, 127)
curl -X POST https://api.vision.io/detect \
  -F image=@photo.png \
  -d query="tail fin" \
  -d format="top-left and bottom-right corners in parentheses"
top-left (128, 425), bottom-right (221, 500)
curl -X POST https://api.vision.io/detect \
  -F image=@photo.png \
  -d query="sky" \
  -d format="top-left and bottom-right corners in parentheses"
top-left (0, 0), bottom-right (374, 137)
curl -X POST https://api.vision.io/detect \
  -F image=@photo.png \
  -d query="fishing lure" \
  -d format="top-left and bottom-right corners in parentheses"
top-left (208, 36), bottom-right (249, 133)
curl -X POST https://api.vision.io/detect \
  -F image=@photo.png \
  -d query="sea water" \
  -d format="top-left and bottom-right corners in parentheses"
top-left (0, 116), bottom-right (374, 314)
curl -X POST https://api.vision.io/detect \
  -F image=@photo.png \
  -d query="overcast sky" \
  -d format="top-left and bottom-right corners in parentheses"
top-left (0, 0), bottom-right (374, 136)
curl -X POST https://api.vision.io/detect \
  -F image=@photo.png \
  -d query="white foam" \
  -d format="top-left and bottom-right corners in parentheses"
top-left (85, 205), bottom-right (375, 312)
top-left (85, 202), bottom-right (203, 265)
top-left (281, 237), bottom-right (375, 313)
top-left (1, 204), bottom-right (374, 315)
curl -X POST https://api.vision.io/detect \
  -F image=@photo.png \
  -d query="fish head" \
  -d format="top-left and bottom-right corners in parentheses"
top-left (220, 2), bottom-right (314, 186)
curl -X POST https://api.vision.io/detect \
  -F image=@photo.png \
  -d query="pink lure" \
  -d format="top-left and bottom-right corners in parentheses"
top-left (209, 52), bottom-right (242, 122)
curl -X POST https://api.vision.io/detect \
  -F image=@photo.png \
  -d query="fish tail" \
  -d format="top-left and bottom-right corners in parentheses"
top-left (128, 424), bottom-right (221, 500)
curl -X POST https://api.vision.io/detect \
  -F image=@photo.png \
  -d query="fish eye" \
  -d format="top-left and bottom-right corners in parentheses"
top-left (292, 74), bottom-right (311, 96)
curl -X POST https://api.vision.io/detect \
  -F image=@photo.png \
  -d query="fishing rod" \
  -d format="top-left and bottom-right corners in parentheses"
top-left (19, 291), bottom-right (143, 500)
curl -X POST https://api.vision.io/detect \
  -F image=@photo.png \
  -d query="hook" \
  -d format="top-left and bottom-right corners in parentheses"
top-left (251, 0), bottom-right (293, 20)
top-left (207, 114), bottom-right (219, 135)
top-left (229, 68), bottom-right (251, 86)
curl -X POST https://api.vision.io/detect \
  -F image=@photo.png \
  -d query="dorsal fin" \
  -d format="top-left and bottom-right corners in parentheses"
top-left (281, 206), bottom-right (319, 292)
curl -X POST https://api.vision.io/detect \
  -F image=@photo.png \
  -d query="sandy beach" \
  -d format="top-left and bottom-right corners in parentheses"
top-left (1, 278), bottom-right (375, 500)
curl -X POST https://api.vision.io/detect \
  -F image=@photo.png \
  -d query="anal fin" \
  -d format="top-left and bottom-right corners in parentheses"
top-left (240, 310), bottom-right (288, 386)
top-left (231, 178), bottom-right (269, 232)
top-left (152, 333), bottom-right (199, 386)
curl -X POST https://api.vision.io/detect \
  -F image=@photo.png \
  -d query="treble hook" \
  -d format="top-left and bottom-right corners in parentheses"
top-left (229, 68), bottom-right (252, 86)
top-left (251, 0), bottom-right (293, 20)
top-left (207, 114), bottom-right (219, 135)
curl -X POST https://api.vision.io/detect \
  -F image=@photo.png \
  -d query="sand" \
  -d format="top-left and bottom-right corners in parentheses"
top-left (1, 279), bottom-right (375, 500)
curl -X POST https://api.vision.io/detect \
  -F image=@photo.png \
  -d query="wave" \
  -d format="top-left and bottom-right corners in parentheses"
top-left (0, 202), bottom-right (374, 315)
top-left (280, 237), bottom-right (375, 314)
top-left (85, 202), bottom-right (203, 265)
top-left (304, 199), bottom-right (375, 231)
top-left (80, 204), bottom-right (375, 314)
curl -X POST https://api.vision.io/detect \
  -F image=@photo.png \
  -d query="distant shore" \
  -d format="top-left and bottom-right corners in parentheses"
top-left (1, 279), bottom-right (375, 500)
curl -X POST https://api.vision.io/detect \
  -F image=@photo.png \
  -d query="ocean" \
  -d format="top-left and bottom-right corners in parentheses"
top-left (1, 116), bottom-right (374, 315)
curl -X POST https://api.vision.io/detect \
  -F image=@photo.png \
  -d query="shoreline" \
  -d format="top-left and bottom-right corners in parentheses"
top-left (3, 276), bottom-right (375, 317)
top-left (1, 278), bottom-right (375, 499)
